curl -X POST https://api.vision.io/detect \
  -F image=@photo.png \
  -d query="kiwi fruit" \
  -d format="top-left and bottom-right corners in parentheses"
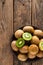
top-left (14, 29), bottom-right (24, 38)
top-left (19, 46), bottom-right (28, 53)
top-left (40, 39), bottom-right (43, 42)
top-left (28, 44), bottom-right (39, 55)
top-left (22, 32), bottom-right (32, 41)
top-left (23, 26), bottom-right (34, 33)
top-left (16, 38), bottom-right (25, 48)
top-left (28, 53), bottom-right (36, 59)
top-left (31, 36), bottom-right (40, 45)
top-left (11, 26), bottom-right (43, 61)
top-left (37, 51), bottom-right (43, 58)
top-left (39, 41), bottom-right (43, 51)
top-left (18, 54), bottom-right (28, 61)
top-left (11, 41), bottom-right (18, 52)
top-left (34, 30), bottom-right (43, 38)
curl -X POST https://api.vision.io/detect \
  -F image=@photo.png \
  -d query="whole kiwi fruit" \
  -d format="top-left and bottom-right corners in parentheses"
top-left (37, 51), bottom-right (43, 58)
top-left (23, 26), bottom-right (34, 33)
top-left (14, 29), bottom-right (24, 38)
top-left (28, 53), bottom-right (36, 59)
top-left (11, 41), bottom-right (18, 52)
top-left (31, 36), bottom-right (40, 45)
top-left (28, 44), bottom-right (39, 55)
top-left (19, 45), bottom-right (28, 53)
top-left (34, 30), bottom-right (43, 38)
top-left (18, 54), bottom-right (28, 61)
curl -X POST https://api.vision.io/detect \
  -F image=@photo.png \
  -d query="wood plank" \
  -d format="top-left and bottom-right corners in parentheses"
top-left (32, 0), bottom-right (43, 65)
top-left (14, 0), bottom-right (31, 32)
top-left (0, 0), bottom-right (13, 65)
top-left (32, 58), bottom-right (43, 65)
top-left (32, 0), bottom-right (43, 30)
top-left (13, 54), bottom-right (31, 65)
top-left (13, 0), bottom-right (31, 65)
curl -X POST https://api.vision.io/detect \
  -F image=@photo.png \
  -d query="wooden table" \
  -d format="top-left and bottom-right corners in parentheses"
top-left (0, 0), bottom-right (43, 65)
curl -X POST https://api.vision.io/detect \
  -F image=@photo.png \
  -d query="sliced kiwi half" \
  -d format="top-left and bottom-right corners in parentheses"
top-left (39, 42), bottom-right (43, 51)
top-left (22, 32), bottom-right (32, 41)
top-left (16, 38), bottom-right (25, 48)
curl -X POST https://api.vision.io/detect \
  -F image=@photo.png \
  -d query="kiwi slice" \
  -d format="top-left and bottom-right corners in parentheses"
top-left (39, 42), bottom-right (43, 51)
top-left (22, 32), bottom-right (32, 41)
top-left (16, 38), bottom-right (25, 48)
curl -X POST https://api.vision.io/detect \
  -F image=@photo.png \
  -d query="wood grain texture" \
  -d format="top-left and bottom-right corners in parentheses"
top-left (14, 0), bottom-right (31, 32)
top-left (32, 58), bottom-right (43, 65)
top-left (0, 0), bottom-right (13, 65)
top-left (32, 0), bottom-right (43, 65)
top-left (13, 0), bottom-right (31, 65)
top-left (32, 0), bottom-right (43, 30)
top-left (13, 53), bottom-right (31, 65)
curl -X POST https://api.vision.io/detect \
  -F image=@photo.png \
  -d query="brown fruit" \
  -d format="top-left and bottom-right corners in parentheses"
top-left (34, 30), bottom-right (43, 37)
top-left (29, 44), bottom-right (39, 55)
top-left (11, 41), bottom-right (18, 52)
top-left (18, 54), bottom-right (28, 61)
top-left (23, 26), bottom-right (34, 33)
top-left (40, 39), bottom-right (43, 42)
top-left (19, 46), bottom-right (28, 53)
top-left (14, 29), bottom-right (24, 38)
top-left (28, 53), bottom-right (36, 59)
top-left (31, 36), bottom-right (40, 45)
top-left (37, 51), bottom-right (43, 58)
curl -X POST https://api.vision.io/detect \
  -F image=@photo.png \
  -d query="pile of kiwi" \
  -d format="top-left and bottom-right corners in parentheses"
top-left (11, 26), bottom-right (43, 61)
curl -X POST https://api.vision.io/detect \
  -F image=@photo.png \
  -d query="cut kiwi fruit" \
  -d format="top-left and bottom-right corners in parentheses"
top-left (39, 42), bottom-right (43, 51)
top-left (16, 38), bottom-right (25, 48)
top-left (11, 26), bottom-right (43, 61)
top-left (22, 32), bottom-right (32, 41)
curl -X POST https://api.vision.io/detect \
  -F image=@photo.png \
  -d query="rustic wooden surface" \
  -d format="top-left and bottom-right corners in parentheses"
top-left (32, 58), bottom-right (43, 65)
top-left (14, 0), bottom-right (31, 32)
top-left (32, 0), bottom-right (43, 65)
top-left (0, 0), bottom-right (13, 65)
top-left (13, 0), bottom-right (31, 65)
top-left (0, 0), bottom-right (43, 65)
top-left (32, 0), bottom-right (43, 30)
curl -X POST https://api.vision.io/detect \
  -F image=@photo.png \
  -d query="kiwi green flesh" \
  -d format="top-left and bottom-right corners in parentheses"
top-left (39, 42), bottom-right (43, 51)
top-left (12, 26), bottom-right (43, 60)
top-left (22, 32), bottom-right (32, 41)
top-left (16, 38), bottom-right (25, 48)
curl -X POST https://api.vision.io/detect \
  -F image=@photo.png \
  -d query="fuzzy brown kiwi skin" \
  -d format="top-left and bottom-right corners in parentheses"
top-left (28, 44), bottom-right (39, 55)
top-left (23, 26), bottom-right (34, 33)
top-left (28, 53), bottom-right (36, 59)
top-left (19, 46), bottom-right (29, 54)
top-left (37, 51), bottom-right (43, 58)
top-left (40, 39), bottom-right (43, 42)
top-left (14, 29), bottom-right (24, 38)
top-left (31, 36), bottom-right (40, 45)
top-left (11, 41), bottom-right (18, 52)
top-left (34, 30), bottom-right (43, 38)
top-left (18, 54), bottom-right (28, 61)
